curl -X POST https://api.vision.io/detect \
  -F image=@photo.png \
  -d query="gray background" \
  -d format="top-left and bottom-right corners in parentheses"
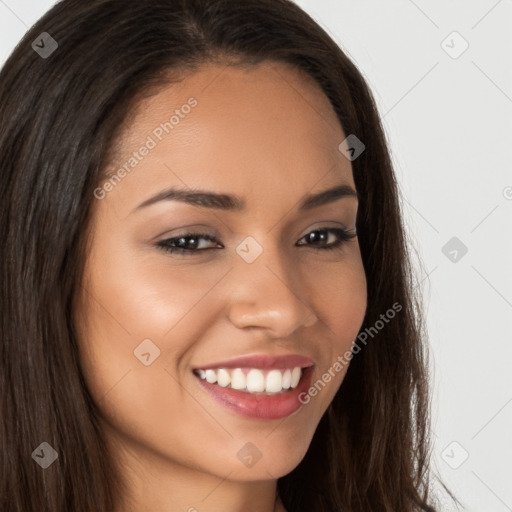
top-left (1, 1), bottom-right (511, 510)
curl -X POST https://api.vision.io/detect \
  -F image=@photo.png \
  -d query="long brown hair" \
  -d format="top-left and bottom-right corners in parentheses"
top-left (0, 0), bottom-right (457, 510)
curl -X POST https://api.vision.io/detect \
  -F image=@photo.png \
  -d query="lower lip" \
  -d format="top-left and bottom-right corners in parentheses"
top-left (194, 367), bottom-right (313, 420)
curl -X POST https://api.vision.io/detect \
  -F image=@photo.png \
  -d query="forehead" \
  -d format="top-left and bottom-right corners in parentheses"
top-left (103, 61), bottom-right (354, 207)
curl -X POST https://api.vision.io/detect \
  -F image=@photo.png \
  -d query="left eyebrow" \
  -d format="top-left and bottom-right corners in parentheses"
top-left (132, 183), bottom-right (357, 214)
top-left (298, 184), bottom-right (358, 211)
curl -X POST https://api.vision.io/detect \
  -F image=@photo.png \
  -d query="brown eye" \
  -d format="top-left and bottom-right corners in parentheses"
top-left (156, 233), bottom-right (221, 254)
top-left (156, 227), bottom-right (356, 256)
top-left (296, 227), bottom-right (356, 250)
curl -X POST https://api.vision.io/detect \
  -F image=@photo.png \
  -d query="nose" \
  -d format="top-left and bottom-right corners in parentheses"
top-left (226, 240), bottom-right (318, 338)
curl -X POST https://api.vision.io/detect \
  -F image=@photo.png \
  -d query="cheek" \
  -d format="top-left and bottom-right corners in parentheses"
top-left (86, 254), bottom-right (206, 338)
top-left (311, 252), bottom-right (367, 341)
top-left (79, 233), bottom-right (231, 353)
top-left (300, 254), bottom-right (367, 406)
top-left (75, 232), bottom-right (243, 426)
top-left (75, 246), bottom-right (233, 469)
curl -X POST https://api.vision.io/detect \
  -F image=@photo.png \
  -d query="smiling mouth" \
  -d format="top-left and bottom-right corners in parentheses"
top-left (192, 366), bottom-right (305, 395)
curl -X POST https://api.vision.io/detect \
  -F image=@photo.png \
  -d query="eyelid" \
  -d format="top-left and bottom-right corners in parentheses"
top-left (156, 231), bottom-right (222, 252)
top-left (155, 225), bottom-right (356, 255)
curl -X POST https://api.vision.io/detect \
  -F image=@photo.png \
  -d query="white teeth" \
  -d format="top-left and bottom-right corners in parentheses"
top-left (231, 368), bottom-right (246, 390)
top-left (246, 369), bottom-right (265, 392)
top-left (265, 369), bottom-right (283, 393)
top-left (217, 368), bottom-right (230, 387)
top-left (194, 366), bottom-right (305, 394)
top-left (282, 369), bottom-right (291, 389)
top-left (205, 369), bottom-right (217, 384)
top-left (290, 367), bottom-right (301, 388)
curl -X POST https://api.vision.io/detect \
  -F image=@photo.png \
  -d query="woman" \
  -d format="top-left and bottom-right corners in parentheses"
top-left (0, 0), bottom-right (457, 510)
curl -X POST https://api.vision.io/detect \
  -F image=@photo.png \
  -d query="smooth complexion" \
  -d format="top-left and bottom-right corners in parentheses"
top-left (75, 61), bottom-right (367, 512)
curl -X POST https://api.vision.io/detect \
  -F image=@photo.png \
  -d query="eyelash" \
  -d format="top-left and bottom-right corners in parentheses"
top-left (156, 227), bottom-right (357, 255)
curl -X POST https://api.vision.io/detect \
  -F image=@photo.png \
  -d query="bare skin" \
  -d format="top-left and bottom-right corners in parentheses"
top-left (75, 61), bottom-right (367, 512)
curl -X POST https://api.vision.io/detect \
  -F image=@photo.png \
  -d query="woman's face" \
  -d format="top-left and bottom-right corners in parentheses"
top-left (76, 61), bottom-right (367, 488)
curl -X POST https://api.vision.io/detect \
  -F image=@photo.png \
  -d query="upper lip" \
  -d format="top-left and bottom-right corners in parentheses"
top-left (192, 354), bottom-right (315, 371)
